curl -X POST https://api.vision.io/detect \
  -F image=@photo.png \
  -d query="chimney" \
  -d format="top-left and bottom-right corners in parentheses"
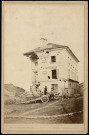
top-left (40, 38), bottom-right (47, 49)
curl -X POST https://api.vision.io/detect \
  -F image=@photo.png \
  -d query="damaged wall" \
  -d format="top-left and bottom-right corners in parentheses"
top-left (30, 47), bottom-right (79, 94)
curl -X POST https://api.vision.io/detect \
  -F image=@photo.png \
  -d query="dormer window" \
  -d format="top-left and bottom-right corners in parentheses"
top-left (51, 56), bottom-right (56, 62)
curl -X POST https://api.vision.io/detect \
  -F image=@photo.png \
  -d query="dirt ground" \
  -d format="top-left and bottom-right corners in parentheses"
top-left (4, 96), bottom-right (83, 124)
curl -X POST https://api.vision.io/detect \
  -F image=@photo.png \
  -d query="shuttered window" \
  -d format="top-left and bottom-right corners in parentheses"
top-left (51, 56), bottom-right (56, 62)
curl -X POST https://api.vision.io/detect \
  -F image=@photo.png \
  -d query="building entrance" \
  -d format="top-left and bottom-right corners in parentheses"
top-left (51, 84), bottom-right (58, 93)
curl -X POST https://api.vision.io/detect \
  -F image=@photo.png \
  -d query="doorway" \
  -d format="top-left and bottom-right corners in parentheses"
top-left (51, 84), bottom-right (58, 93)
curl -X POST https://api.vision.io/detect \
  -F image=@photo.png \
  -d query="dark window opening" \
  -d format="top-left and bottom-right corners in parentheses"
top-left (51, 56), bottom-right (56, 62)
top-left (48, 76), bottom-right (50, 79)
top-left (52, 70), bottom-right (57, 79)
top-left (46, 51), bottom-right (49, 53)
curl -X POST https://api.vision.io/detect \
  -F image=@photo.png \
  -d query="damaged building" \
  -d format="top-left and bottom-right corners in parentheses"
top-left (23, 38), bottom-right (79, 97)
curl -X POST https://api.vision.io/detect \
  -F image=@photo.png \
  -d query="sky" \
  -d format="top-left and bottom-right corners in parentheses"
top-left (3, 2), bottom-right (84, 91)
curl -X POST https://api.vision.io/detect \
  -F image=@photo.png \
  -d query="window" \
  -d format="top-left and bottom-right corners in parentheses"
top-left (68, 69), bottom-right (70, 78)
top-left (46, 51), bottom-right (49, 53)
top-left (51, 56), bottom-right (56, 62)
top-left (52, 69), bottom-right (57, 79)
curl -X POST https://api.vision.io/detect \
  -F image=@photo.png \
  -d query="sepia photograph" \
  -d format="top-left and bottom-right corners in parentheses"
top-left (1, 1), bottom-right (88, 134)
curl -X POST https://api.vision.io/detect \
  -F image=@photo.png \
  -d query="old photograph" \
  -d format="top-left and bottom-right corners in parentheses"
top-left (1, 1), bottom-right (88, 134)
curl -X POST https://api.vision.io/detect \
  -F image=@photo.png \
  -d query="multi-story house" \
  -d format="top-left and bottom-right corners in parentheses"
top-left (24, 38), bottom-right (79, 96)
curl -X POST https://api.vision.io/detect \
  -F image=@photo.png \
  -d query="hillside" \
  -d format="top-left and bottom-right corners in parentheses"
top-left (4, 84), bottom-right (26, 104)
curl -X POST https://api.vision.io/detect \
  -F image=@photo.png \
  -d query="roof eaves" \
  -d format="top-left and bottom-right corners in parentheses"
top-left (23, 43), bottom-right (79, 62)
top-left (66, 47), bottom-right (79, 62)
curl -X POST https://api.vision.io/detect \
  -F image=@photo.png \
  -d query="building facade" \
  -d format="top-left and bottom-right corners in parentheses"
top-left (24, 38), bottom-right (79, 96)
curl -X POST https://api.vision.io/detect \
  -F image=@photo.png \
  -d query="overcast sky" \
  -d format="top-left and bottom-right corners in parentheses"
top-left (3, 2), bottom-right (84, 91)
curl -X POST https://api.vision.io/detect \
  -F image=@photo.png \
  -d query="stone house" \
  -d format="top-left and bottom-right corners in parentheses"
top-left (24, 38), bottom-right (79, 96)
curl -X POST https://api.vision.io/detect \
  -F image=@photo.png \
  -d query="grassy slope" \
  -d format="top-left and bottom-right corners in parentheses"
top-left (4, 96), bottom-right (83, 123)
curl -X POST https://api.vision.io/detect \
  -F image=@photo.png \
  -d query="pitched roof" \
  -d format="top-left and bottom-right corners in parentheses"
top-left (23, 43), bottom-right (79, 62)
